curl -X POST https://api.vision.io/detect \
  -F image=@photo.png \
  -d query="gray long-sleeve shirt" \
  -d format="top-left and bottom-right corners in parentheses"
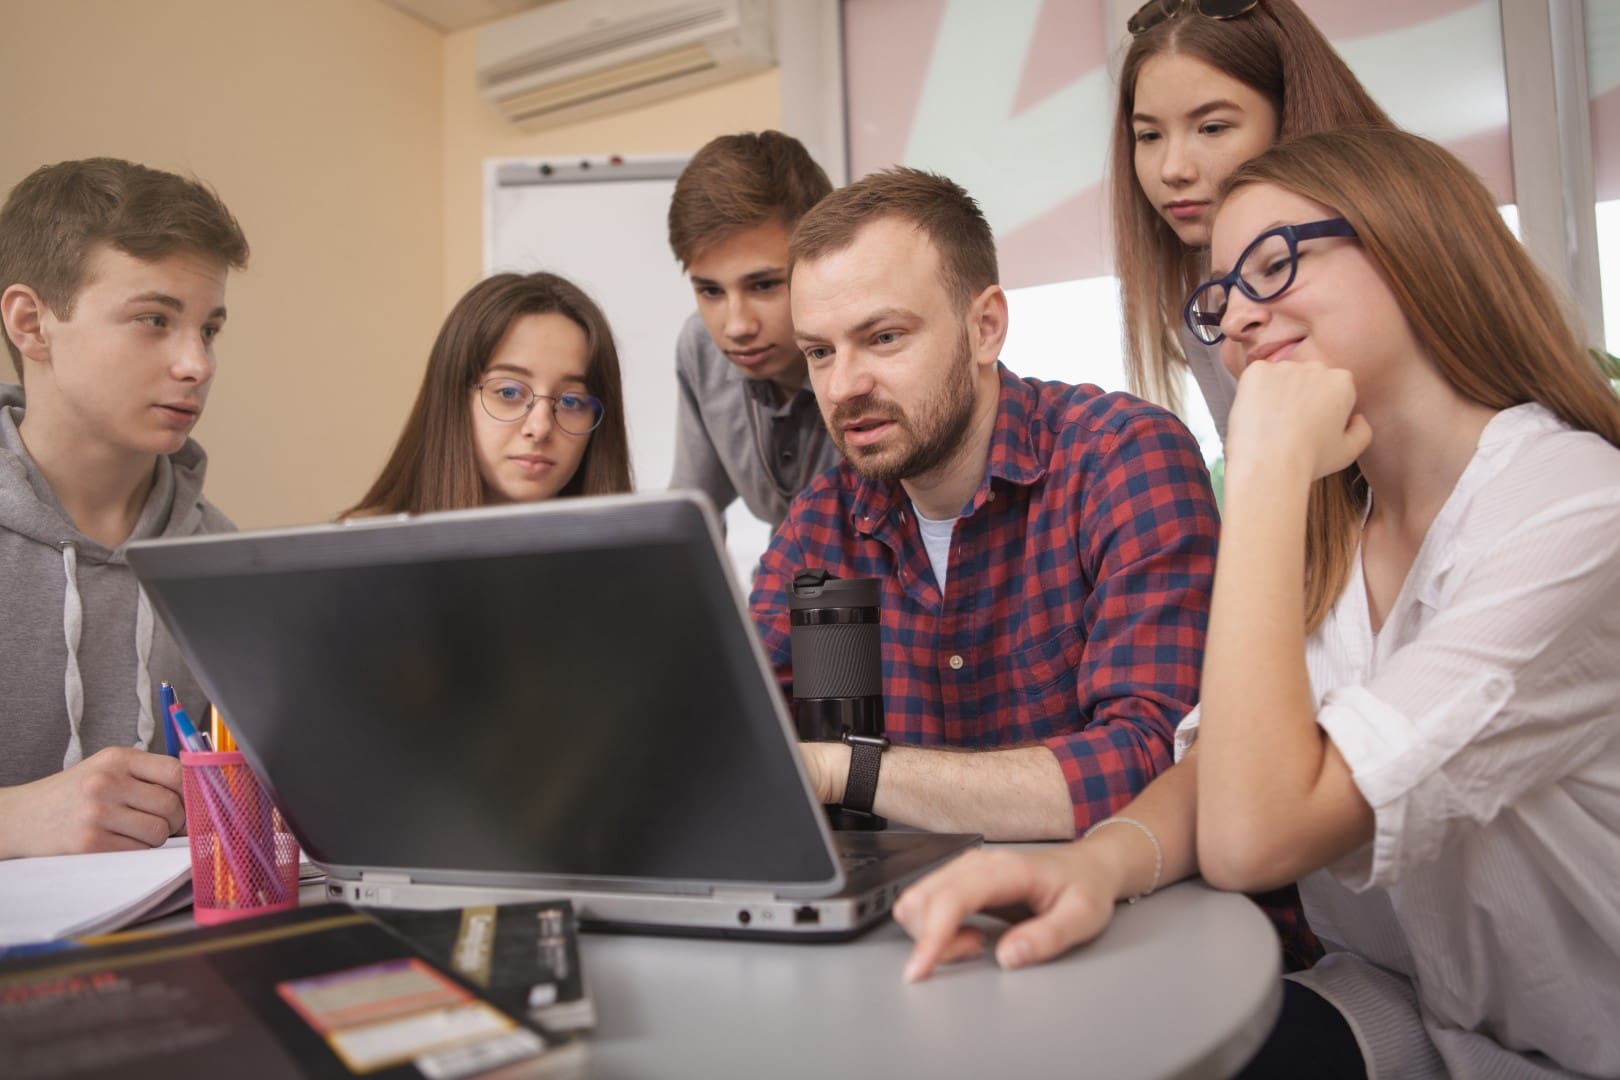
top-left (667, 312), bottom-right (840, 529)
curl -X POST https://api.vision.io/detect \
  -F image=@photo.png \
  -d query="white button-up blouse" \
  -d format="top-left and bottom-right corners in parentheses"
top-left (1176, 403), bottom-right (1620, 1078)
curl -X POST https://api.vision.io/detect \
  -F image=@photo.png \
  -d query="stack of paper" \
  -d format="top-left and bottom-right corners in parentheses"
top-left (0, 837), bottom-right (193, 946)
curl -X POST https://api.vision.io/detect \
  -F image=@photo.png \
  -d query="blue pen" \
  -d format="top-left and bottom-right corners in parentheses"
top-left (159, 682), bottom-right (180, 756)
top-left (0, 939), bottom-right (79, 961)
top-left (171, 706), bottom-right (212, 752)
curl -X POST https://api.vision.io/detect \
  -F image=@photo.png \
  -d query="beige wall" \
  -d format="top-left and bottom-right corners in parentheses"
top-left (1, 0), bottom-right (783, 526)
top-left (440, 26), bottom-right (783, 308)
top-left (0, 0), bottom-right (445, 529)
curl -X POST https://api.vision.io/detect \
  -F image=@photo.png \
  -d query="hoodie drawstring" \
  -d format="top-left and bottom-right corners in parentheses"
top-left (60, 542), bottom-right (85, 769)
top-left (134, 586), bottom-right (155, 751)
top-left (59, 541), bottom-right (159, 769)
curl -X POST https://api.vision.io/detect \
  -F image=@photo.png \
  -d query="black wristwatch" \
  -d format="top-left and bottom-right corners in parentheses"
top-left (840, 732), bottom-right (890, 814)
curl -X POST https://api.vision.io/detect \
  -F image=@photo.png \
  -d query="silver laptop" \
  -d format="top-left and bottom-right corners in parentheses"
top-left (127, 492), bottom-right (978, 939)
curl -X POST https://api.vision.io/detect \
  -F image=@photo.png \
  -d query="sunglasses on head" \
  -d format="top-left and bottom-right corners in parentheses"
top-left (1127, 0), bottom-right (1260, 36)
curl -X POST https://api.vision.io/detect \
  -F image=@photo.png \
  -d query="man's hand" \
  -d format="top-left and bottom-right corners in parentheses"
top-left (798, 741), bottom-right (847, 805)
top-left (0, 747), bottom-right (185, 859)
top-left (893, 845), bottom-right (1121, 982)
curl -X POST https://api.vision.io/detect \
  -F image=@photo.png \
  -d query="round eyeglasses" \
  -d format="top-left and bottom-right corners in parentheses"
top-left (475, 378), bottom-right (604, 435)
top-left (1127, 0), bottom-right (1258, 36)
top-left (1183, 218), bottom-right (1359, 345)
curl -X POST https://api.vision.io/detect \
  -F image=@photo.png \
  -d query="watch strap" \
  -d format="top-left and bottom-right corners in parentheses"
top-left (840, 734), bottom-right (888, 814)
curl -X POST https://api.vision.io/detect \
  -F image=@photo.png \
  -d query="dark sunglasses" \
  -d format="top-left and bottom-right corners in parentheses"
top-left (1127, 0), bottom-right (1260, 36)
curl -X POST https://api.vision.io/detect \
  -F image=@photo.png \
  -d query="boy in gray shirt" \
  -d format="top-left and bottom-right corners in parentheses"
top-left (0, 158), bottom-right (247, 858)
top-left (666, 131), bottom-right (840, 528)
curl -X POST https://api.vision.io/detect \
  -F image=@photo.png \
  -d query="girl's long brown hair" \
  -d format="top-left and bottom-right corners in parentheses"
top-left (1111, 0), bottom-right (1392, 413)
top-left (345, 272), bottom-right (633, 517)
top-left (1224, 128), bottom-right (1620, 629)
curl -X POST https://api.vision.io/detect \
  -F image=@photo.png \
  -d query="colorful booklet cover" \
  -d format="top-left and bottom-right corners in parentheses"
top-left (0, 906), bottom-right (585, 1079)
top-left (368, 901), bottom-right (594, 1033)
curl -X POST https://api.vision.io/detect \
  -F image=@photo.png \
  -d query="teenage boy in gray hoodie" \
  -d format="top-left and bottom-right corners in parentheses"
top-left (0, 158), bottom-right (248, 859)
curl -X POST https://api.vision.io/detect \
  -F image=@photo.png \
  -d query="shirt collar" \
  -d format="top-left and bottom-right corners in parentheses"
top-left (743, 374), bottom-right (816, 413)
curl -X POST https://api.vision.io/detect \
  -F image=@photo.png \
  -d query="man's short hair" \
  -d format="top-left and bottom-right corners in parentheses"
top-left (0, 157), bottom-right (250, 377)
top-left (788, 167), bottom-right (997, 313)
top-left (667, 131), bottom-right (832, 269)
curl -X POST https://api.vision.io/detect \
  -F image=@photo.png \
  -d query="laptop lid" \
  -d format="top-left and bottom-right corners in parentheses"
top-left (127, 493), bottom-right (845, 900)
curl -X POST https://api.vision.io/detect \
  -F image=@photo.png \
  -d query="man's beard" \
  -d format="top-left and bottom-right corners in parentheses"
top-left (827, 332), bottom-right (977, 485)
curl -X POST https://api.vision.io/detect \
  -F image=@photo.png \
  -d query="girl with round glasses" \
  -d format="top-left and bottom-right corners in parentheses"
top-left (346, 272), bottom-right (632, 516)
top-left (893, 128), bottom-right (1620, 1079)
top-left (1112, 0), bottom-right (1391, 439)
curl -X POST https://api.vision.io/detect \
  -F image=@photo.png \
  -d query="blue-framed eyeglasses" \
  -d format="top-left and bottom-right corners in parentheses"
top-left (1183, 218), bottom-right (1359, 345)
top-left (475, 377), bottom-right (604, 435)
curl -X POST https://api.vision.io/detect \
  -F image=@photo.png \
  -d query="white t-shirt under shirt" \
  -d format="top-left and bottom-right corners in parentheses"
top-left (1175, 403), bottom-right (1620, 1077)
top-left (911, 501), bottom-right (956, 595)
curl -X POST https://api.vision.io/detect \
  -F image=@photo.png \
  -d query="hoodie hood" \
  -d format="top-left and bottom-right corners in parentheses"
top-left (0, 382), bottom-right (216, 562)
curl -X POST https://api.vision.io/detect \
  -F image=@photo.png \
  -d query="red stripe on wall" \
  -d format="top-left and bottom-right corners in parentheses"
top-left (1010, 0), bottom-right (1109, 120)
top-left (997, 184), bottom-right (1109, 288)
top-left (1593, 86), bottom-right (1620, 203)
top-left (1297, 0), bottom-right (1479, 41)
top-left (844, 0), bottom-right (947, 180)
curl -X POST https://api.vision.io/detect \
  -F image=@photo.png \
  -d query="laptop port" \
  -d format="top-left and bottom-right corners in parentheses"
top-left (793, 905), bottom-right (820, 925)
top-left (737, 910), bottom-right (752, 925)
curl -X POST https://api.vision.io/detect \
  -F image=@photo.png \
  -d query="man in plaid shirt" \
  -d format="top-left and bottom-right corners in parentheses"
top-left (749, 166), bottom-right (1219, 841)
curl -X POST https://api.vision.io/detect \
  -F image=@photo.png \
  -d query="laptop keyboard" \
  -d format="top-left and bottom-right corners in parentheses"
top-left (837, 851), bottom-right (883, 873)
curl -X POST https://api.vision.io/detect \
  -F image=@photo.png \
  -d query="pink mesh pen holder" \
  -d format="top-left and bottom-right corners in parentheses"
top-left (179, 750), bottom-right (300, 925)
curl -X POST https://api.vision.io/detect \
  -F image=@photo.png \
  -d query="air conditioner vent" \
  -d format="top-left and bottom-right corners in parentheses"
top-left (476, 0), bottom-right (774, 132)
top-left (478, 4), bottom-right (730, 88)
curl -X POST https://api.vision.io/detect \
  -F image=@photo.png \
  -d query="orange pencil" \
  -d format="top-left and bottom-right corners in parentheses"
top-left (211, 706), bottom-right (236, 752)
top-left (209, 705), bottom-right (239, 905)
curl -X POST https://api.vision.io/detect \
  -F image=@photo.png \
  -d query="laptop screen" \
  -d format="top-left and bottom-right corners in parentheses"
top-left (129, 494), bottom-right (840, 892)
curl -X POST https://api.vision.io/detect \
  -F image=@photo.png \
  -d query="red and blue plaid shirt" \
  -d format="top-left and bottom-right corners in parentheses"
top-left (750, 365), bottom-right (1218, 832)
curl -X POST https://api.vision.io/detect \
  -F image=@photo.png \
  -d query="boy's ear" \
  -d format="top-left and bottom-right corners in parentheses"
top-left (1, 284), bottom-right (51, 366)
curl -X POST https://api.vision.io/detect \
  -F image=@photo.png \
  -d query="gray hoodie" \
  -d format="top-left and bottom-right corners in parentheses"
top-left (0, 384), bottom-right (233, 788)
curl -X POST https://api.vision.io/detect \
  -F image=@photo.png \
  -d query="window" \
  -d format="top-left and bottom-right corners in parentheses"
top-left (1588, 0), bottom-right (1619, 355)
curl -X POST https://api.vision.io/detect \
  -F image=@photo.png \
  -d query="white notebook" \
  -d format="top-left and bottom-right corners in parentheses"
top-left (0, 838), bottom-right (195, 946)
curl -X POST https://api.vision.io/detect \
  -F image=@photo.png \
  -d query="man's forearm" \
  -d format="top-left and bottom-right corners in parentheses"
top-left (807, 742), bottom-right (1074, 840)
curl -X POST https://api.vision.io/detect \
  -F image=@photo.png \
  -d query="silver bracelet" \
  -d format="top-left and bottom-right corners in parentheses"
top-left (1082, 816), bottom-right (1163, 904)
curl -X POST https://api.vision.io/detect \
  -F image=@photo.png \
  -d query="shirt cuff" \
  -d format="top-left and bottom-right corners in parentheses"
top-left (1314, 679), bottom-right (1512, 890)
top-left (1172, 705), bottom-right (1202, 763)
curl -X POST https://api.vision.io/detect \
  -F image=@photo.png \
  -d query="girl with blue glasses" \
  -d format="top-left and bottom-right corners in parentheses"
top-left (895, 128), bottom-right (1620, 1079)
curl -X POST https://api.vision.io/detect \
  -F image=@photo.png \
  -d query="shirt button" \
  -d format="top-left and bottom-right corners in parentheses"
top-left (987, 490), bottom-right (996, 502)
top-left (948, 654), bottom-right (964, 670)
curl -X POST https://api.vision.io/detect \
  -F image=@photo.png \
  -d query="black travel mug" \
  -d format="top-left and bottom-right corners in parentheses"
top-left (789, 569), bottom-right (886, 830)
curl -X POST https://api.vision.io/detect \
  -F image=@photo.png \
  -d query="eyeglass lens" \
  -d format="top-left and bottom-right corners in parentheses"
top-left (479, 378), bottom-right (602, 434)
top-left (1188, 231), bottom-right (1298, 343)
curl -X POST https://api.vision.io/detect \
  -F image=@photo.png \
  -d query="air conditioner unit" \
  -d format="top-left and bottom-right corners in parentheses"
top-left (476, 0), bottom-right (776, 132)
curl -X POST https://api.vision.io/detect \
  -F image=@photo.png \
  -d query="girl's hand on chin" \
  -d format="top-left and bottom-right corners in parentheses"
top-left (1227, 360), bottom-right (1371, 482)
